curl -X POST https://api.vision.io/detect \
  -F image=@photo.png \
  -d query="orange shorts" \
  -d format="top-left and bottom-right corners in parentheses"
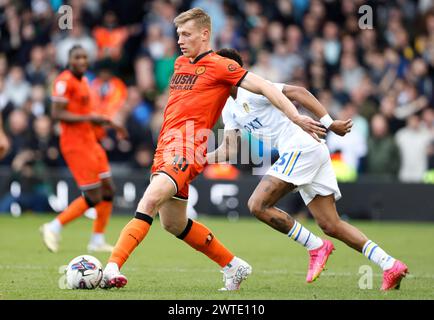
top-left (151, 153), bottom-right (202, 200)
top-left (62, 143), bottom-right (111, 190)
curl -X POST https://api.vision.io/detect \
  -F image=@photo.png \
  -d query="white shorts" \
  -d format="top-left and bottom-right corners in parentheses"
top-left (266, 143), bottom-right (341, 205)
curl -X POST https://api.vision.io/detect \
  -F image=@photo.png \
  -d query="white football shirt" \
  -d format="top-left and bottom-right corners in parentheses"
top-left (222, 83), bottom-right (321, 154)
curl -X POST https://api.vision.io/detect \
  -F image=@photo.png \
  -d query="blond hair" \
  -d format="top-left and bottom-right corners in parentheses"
top-left (174, 7), bottom-right (211, 32)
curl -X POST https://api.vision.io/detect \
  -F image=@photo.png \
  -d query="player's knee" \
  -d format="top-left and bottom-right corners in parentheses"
top-left (103, 186), bottom-right (115, 200)
top-left (160, 220), bottom-right (184, 235)
top-left (84, 193), bottom-right (102, 207)
top-left (137, 194), bottom-right (161, 214)
top-left (247, 196), bottom-right (266, 218)
top-left (318, 220), bottom-right (339, 238)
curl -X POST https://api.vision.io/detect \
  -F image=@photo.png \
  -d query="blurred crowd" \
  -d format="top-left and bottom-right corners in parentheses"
top-left (1, 0), bottom-right (434, 188)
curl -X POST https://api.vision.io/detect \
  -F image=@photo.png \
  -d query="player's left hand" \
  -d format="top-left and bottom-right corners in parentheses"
top-left (329, 119), bottom-right (353, 136)
top-left (293, 115), bottom-right (327, 142)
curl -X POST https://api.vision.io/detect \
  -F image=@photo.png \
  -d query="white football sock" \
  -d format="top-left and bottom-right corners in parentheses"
top-left (362, 240), bottom-right (396, 271)
top-left (47, 219), bottom-right (62, 234)
top-left (287, 220), bottom-right (323, 251)
top-left (105, 262), bottom-right (120, 274)
top-left (223, 256), bottom-right (240, 272)
top-left (90, 233), bottom-right (105, 245)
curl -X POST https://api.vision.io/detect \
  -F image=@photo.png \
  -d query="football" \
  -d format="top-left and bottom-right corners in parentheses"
top-left (65, 255), bottom-right (103, 289)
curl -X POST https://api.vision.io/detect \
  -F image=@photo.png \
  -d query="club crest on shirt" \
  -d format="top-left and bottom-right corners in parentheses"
top-left (227, 64), bottom-right (238, 72)
top-left (55, 81), bottom-right (67, 95)
top-left (195, 66), bottom-right (206, 75)
top-left (243, 102), bottom-right (250, 113)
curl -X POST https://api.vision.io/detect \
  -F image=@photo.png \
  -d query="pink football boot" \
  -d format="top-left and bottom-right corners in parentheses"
top-left (306, 239), bottom-right (335, 283)
top-left (381, 260), bottom-right (408, 291)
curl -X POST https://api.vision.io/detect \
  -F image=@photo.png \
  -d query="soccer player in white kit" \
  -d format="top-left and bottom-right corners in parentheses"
top-left (207, 49), bottom-right (408, 291)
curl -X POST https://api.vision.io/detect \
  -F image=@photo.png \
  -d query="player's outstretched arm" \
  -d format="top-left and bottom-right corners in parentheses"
top-left (283, 85), bottom-right (353, 136)
top-left (239, 72), bottom-right (326, 140)
top-left (206, 129), bottom-right (240, 164)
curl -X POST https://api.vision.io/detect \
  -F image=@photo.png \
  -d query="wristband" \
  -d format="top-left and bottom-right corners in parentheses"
top-left (319, 114), bottom-right (333, 129)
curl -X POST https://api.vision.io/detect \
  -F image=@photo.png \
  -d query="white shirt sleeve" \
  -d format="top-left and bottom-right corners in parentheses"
top-left (222, 98), bottom-right (242, 131)
top-left (248, 81), bottom-right (286, 106)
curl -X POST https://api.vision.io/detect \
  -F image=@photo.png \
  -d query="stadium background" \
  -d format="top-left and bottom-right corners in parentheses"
top-left (0, 0), bottom-right (433, 221)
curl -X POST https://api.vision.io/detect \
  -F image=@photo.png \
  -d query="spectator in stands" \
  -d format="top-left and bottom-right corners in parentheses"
top-left (0, 109), bottom-right (31, 165)
top-left (396, 114), bottom-right (432, 182)
top-left (250, 50), bottom-right (281, 83)
top-left (154, 37), bottom-right (177, 93)
top-left (93, 11), bottom-right (129, 62)
top-left (366, 113), bottom-right (400, 181)
top-left (4, 66), bottom-right (31, 108)
top-left (27, 84), bottom-right (48, 117)
top-left (145, 0), bottom-right (177, 38)
top-left (25, 45), bottom-right (49, 85)
top-left (379, 93), bottom-right (406, 135)
top-left (192, 0), bottom-right (226, 40)
top-left (270, 41), bottom-right (304, 82)
top-left (124, 86), bottom-right (155, 149)
top-left (0, 0), bottom-right (433, 187)
top-left (322, 21), bottom-right (341, 71)
top-left (91, 66), bottom-right (128, 120)
top-left (30, 115), bottom-right (63, 167)
top-left (327, 102), bottom-right (367, 172)
top-left (340, 53), bottom-right (366, 94)
top-left (0, 76), bottom-right (14, 120)
top-left (0, 134), bottom-right (52, 214)
top-left (93, 10), bottom-right (141, 67)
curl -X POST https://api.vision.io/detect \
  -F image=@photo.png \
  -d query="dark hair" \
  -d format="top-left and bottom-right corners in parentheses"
top-left (68, 44), bottom-right (84, 58)
top-left (216, 48), bottom-right (244, 67)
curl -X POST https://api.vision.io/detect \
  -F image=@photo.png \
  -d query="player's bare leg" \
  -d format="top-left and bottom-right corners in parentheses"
top-left (88, 177), bottom-right (116, 253)
top-left (248, 175), bottom-right (333, 282)
top-left (307, 195), bottom-right (367, 250)
top-left (248, 175), bottom-right (297, 233)
top-left (159, 198), bottom-right (252, 291)
top-left (100, 174), bottom-right (176, 288)
top-left (40, 185), bottom-right (103, 253)
top-left (308, 194), bottom-right (408, 290)
top-left (158, 198), bottom-right (189, 236)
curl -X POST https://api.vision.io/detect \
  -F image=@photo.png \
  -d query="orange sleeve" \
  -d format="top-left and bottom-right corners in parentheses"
top-left (51, 75), bottom-right (72, 103)
top-left (215, 58), bottom-right (248, 87)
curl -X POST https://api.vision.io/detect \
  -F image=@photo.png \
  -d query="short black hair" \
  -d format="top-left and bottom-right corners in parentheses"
top-left (216, 48), bottom-right (244, 67)
top-left (68, 44), bottom-right (84, 58)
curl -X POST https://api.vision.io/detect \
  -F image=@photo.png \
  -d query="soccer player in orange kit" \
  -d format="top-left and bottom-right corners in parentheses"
top-left (100, 8), bottom-right (326, 291)
top-left (40, 45), bottom-right (125, 253)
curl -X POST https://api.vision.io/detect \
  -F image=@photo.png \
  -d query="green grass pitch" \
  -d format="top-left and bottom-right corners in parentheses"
top-left (0, 214), bottom-right (433, 300)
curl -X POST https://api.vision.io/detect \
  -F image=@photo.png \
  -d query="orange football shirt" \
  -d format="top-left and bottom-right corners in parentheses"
top-left (154, 50), bottom-right (248, 167)
top-left (51, 70), bottom-right (97, 151)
